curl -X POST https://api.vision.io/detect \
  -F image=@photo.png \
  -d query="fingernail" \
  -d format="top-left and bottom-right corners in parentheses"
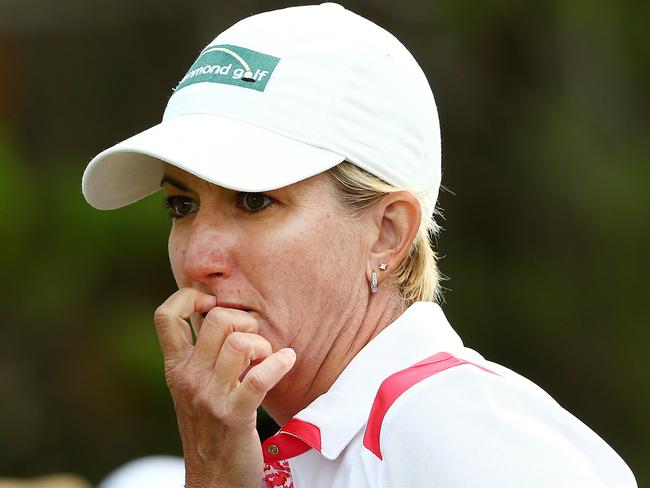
top-left (281, 348), bottom-right (296, 360)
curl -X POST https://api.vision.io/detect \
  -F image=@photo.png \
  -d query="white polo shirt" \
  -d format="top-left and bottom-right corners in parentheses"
top-left (261, 302), bottom-right (637, 487)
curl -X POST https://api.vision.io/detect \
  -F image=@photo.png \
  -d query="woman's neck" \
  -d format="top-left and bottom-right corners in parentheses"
top-left (262, 291), bottom-right (404, 426)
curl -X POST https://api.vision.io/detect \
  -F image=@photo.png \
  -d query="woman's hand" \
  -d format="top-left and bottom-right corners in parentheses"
top-left (153, 287), bottom-right (296, 488)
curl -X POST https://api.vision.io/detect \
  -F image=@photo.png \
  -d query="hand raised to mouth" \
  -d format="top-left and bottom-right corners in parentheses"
top-left (154, 287), bottom-right (296, 488)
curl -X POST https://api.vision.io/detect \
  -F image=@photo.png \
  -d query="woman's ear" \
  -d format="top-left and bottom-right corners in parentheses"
top-left (365, 191), bottom-right (421, 279)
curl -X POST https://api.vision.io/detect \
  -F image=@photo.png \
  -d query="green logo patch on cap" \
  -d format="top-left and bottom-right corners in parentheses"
top-left (174, 44), bottom-right (280, 93)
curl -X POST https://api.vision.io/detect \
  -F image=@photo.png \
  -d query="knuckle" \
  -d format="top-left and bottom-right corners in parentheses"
top-left (172, 371), bottom-right (201, 399)
top-left (204, 307), bottom-right (257, 331)
top-left (153, 305), bottom-right (171, 326)
top-left (202, 308), bottom-right (227, 329)
top-left (224, 332), bottom-right (252, 355)
top-left (244, 369), bottom-right (268, 393)
top-left (204, 308), bottom-right (231, 323)
top-left (192, 389), bottom-right (215, 411)
top-left (154, 288), bottom-right (201, 327)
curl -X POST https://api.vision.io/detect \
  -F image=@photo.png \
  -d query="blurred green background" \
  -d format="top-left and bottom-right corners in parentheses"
top-left (0, 0), bottom-right (647, 485)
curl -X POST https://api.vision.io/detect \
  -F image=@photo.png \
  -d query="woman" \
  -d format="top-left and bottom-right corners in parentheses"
top-left (82, 3), bottom-right (637, 487)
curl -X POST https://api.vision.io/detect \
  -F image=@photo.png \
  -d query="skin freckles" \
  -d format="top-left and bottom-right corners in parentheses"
top-left (161, 164), bottom-right (399, 424)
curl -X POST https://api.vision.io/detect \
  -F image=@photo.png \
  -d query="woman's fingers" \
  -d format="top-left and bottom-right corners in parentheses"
top-left (231, 348), bottom-right (296, 416)
top-left (156, 291), bottom-right (290, 426)
top-left (213, 332), bottom-right (273, 387)
top-left (185, 308), bottom-right (259, 375)
top-left (153, 290), bottom-right (286, 487)
top-left (153, 288), bottom-right (216, 365)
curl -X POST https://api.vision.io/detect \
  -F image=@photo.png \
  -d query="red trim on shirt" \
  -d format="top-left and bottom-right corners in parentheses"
top-left (262, 418), bottom-right (322, 463)
top-left (363, 352), bottom-right (499, 460)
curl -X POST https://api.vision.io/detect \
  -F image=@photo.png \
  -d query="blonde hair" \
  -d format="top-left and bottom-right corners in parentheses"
top-left (327, 162), bottom-right (443, 306)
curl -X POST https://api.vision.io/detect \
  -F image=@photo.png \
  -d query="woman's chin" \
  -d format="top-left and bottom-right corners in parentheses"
top-left (253, 316), bottom-right (288, 350)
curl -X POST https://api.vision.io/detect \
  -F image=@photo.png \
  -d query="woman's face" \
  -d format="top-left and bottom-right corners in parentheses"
top-left (161, 164), bottom-right (371, 388)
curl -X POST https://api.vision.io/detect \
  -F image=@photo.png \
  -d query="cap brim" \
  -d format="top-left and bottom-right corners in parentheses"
top-left (82, 113), bottom-right (346, 210)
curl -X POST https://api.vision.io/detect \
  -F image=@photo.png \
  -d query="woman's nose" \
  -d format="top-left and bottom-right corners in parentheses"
top-left (180, 223), bottom-right (234, 284)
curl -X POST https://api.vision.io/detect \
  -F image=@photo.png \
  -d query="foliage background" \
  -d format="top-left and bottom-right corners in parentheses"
top-left (0, 0), bottom-right (647, 485)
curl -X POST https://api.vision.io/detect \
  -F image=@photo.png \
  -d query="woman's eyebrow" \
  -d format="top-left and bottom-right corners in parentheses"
top-left (160, 176), bottom-right (192, 192)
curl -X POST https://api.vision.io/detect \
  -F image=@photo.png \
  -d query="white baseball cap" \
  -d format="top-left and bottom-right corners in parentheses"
top-left (82, 2), bottom-right (441, 216)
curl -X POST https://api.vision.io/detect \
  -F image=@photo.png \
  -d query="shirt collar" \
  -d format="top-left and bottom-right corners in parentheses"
top-left (291, 301), bottom-right (463, 460)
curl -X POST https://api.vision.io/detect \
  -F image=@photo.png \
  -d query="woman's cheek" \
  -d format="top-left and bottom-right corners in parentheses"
top-left (168, 234), bottom-right (186, 287)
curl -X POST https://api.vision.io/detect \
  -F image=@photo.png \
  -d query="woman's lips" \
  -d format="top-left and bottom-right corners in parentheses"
top-left (217, 302), bottom-right (252, 311)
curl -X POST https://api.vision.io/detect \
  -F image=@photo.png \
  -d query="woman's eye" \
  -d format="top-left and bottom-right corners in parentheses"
top-left (239, 193), bottom-right (273, 213)
top-left (164, 196), bottom-right (198, 218)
